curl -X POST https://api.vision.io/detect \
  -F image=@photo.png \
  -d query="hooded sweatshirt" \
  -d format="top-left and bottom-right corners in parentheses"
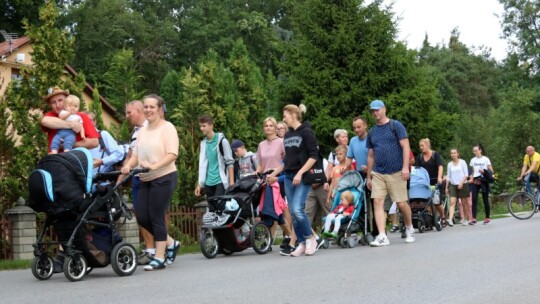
top-left (283, 121), bottom-right (319, 172)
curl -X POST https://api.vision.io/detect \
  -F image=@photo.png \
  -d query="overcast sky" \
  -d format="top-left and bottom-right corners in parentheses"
top-left (388, 0), bottom-right (508, 61)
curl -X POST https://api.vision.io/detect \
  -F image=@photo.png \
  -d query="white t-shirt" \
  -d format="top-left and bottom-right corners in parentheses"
top-left (469, 156), bottom-right (491, 178)
top-left (447, 159), bottom-right (469, 185)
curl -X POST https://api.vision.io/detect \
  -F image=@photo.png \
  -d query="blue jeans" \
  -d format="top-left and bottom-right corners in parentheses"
top-left (283, 171), bottom-right (312, 243)
top-left (51, 129), bottom-right (76, 151)
top-left (524, 173), bottom-right (539, 195)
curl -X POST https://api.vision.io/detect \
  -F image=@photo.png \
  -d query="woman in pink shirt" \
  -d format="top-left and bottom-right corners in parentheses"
top-left (256, 117), bottom-right (295, 253)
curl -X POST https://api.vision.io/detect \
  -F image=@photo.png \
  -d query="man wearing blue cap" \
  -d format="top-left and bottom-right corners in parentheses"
top-left (366, 100), bottom-right (415, 246)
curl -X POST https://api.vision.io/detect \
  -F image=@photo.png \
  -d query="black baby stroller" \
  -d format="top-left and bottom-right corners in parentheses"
top-left (320, 171), bottom-right (372, 249)
top-left (28, 148), bottom-right (143, 281)
top-left (400, 167), bottom-right (442, 235)
top-left (200, 172), bottom-right (272, 259)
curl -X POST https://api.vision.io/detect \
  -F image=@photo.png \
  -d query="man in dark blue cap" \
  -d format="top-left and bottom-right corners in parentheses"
top-left (366, 100), bottom-right (415, 246)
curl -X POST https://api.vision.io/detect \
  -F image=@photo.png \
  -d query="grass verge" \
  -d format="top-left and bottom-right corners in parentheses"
top-left (0, 243), bottom-right (202, 271)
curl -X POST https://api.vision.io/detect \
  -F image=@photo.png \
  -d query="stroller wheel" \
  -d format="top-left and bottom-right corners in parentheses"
top-left (31, 255), bottom-right (54, 280)
top-left (250, 222), bottom-right (272, 254)
top-left (347, 236), bottom-right (357, 248)
top-left (338, 236), bottom-right (347, 248)
top-left (111, 242), bottom-right (138, 276)
top-left (63, 254), bottom-right (87, 282)
top-left (200, 230), bottom-right (219, 259)
top-left (322, 238), bottom-right (330, 249)
top-left (361, 234), bottom-right (374, 246)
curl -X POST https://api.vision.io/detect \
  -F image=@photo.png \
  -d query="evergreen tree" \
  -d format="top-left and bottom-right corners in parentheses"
top-left (0, 1), bottom-right (82, 213)
top-left (102, 49), bottom-right (146, 111)
top-left (279, 0), bottom-right (454, 152)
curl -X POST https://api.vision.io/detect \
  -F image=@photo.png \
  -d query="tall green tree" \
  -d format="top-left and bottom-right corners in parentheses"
top-left (0, 0), bottom-right (43, 34)
top-left (102, 49), bottom-right (146, 111)
top-left (487, 83), bottom-right (540, 191)
top-left (499, 0), bottom-right (540, 75)
top-left (279, 0), bottom-right (454, 152)
top-left (0, 1), bottom-right (82, 213)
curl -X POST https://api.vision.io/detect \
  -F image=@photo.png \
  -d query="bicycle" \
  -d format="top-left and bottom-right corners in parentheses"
top-left (507, 181), bottom-right (540, 220)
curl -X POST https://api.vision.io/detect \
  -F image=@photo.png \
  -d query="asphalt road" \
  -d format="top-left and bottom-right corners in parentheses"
top-left (2, 216), bottom-right (540, 304)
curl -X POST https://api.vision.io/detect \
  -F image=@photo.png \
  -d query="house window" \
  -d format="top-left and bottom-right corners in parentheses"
top-left (11, 68), bottom-right (22, 81)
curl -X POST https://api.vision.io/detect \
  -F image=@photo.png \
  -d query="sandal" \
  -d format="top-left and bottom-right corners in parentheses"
top-left (441, 218), bottom-right (448, 228)
top-left (144, 258), bottom-right (166, 271)
top-left (166, 240), bottom-right (181, 265)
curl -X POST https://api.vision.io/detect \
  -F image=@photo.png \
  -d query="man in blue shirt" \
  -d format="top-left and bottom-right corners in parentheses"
top-left (345, 116), bottom-right (368, 175)
top-left (86, 112), bottom-right (124, 175)
top-left (366, 100), bottom-right (415, 246)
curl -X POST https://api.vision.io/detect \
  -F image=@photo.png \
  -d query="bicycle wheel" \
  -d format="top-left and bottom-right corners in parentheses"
top-left (508, 191), bottom-right (536, 220)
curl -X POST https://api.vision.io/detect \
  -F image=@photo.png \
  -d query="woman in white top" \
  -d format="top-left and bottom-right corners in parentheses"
top-left (468, 144), bottom-right (494, 225)
top-left (446, 148), bottom-right (470, 226)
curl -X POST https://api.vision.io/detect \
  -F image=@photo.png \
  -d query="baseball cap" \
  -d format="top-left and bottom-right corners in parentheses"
top-left (369, 100), bottom-right (385, 111)
top-left (231, 139), bottom-right (245, 151)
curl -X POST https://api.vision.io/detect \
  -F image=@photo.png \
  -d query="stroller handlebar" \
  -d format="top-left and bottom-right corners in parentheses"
top-left (93, 168), bottom-right (149, 190)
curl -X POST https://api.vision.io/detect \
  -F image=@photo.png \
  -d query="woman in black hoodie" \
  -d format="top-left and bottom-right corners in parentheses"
top-left (267, 104), bottom-right (320, 256)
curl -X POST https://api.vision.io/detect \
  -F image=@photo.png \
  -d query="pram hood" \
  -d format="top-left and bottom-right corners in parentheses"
top-left (334, 171), bottom-right (364, 194)
top-left (28, 148), bottom-right (94, 214)
top-left (409, 167), bottom-right (431, 199)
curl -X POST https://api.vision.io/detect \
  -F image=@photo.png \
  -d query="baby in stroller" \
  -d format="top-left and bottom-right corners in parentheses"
top-left (322, 190), bottom-right (355, 238)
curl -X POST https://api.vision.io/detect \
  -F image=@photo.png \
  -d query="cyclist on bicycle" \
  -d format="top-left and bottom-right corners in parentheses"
top-left (517, 146), bottom-right (540, 195)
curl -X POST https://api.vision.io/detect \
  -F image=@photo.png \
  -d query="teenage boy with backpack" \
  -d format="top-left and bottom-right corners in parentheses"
top-left (194, 114), bottom-right (235, 199)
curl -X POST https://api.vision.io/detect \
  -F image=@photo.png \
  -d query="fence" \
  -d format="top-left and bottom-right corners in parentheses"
top-left (165, 205), bottom-right (198, 246)
top-left (1, 200), bottom-right (201, 261)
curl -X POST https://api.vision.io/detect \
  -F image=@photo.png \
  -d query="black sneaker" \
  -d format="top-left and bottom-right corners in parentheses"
top-left (137, 251), bottom-right (154, 265)
top-left (316, 238), bottom-right (324, 251)
top-left (280, 237), bottom-right (291, 250)
top-left (389, 225), bottom-right (399, 233)
top-left (279, 245), bottom-right (295, 256)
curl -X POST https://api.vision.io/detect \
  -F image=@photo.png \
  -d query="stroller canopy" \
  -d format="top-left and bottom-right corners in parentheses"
top-left (333, 171), bottom-right (364, 194)
top-left (409, 167), bottom-right (431, 199)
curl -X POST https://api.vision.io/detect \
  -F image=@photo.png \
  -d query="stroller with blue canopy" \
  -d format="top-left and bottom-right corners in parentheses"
top-left (320, 171), bottom-right (372, 248)
top-left (400, 166), bottom-right (442, 235)
top-left (28, 148), bottom-right (142, 282)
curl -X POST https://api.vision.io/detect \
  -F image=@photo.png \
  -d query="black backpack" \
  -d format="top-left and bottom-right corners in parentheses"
top-left (28, 148), bottom-right (93, 214)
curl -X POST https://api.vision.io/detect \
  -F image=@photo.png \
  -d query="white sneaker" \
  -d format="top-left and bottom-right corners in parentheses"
top-left (369, 234), bottom-right (390, 247)
top-left (405, 227), bottom-right (415, 243)
top-left (447, 219), bottom-right (454, 227)
top-left (462, 220), bottom-right (469, 226)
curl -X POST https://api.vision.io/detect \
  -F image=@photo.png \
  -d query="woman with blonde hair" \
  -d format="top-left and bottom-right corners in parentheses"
top-left (415, 138), bottom-right (447, 226)
top-left (256, 117), bottom-right (295, 253)
top-left (267, 104), bottom-right (321, 256)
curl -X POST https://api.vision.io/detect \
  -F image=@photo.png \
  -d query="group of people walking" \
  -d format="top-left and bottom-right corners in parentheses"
top-left (41, 85), bottom-right (497, 265)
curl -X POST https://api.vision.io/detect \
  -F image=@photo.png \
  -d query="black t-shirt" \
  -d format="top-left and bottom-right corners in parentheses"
top-left (416, 151), bottom-right (444, 185)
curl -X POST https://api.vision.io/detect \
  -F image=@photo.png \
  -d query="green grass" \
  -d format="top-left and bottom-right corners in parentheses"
top-left (0, 259), bottom-right (32, 271)
top-left (0, 243), bottom-right (202, 271)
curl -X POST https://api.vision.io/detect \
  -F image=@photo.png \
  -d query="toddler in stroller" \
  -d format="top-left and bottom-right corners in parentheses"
top-left (320, 171), bottom-right (370, 248)
top-left (200, 172), bottom-right (273, 259)
top-left (28, 148), bottom-right (143, 281)
top-left (401, 166), bottom-right (443, 234)
top-left (322, 190), bottom-right (355, 238)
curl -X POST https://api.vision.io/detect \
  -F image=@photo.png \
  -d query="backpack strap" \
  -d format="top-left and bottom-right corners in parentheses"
top-left (368, 119), bottom-right (399, 146)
